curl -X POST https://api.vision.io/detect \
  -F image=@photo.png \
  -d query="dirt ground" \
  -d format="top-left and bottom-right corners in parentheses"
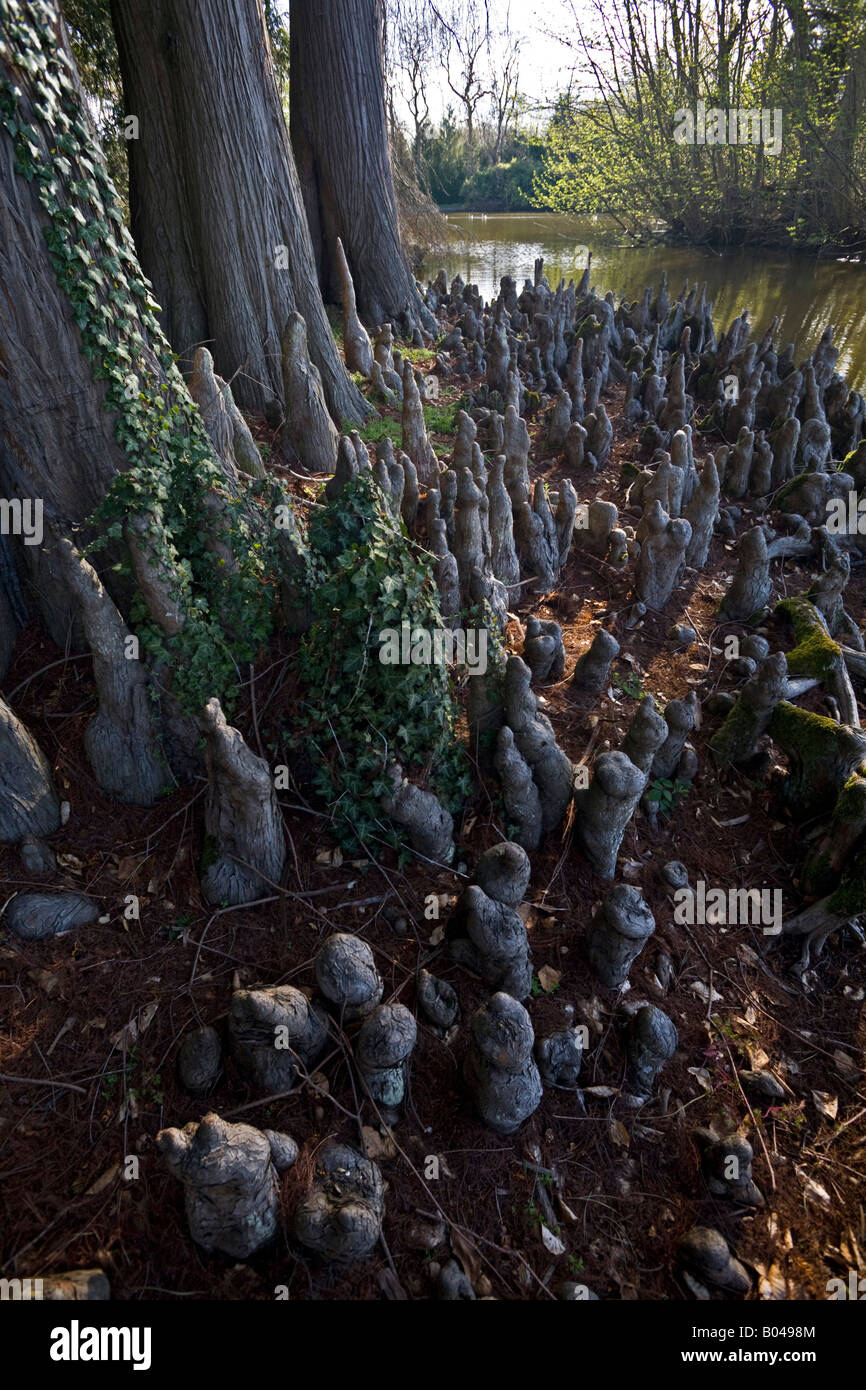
top-left (1, 324), bottom-right (864, 1303)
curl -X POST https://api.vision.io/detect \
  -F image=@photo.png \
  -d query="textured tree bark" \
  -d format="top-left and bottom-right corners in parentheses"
top-left (0, 697), bottom-right (61, 845)
top-left (0, 5), bottom-right (205, 812)
top-left (0, 19), bottom-right (136, 647)
top-left (289, 0), bottom-right (435, 337)
top-left (0, 116), bottom-right (124, 520)
top-left (0, 1), bottom-right (299, 845)
top-left (109, 0), bottom-right (367, 421)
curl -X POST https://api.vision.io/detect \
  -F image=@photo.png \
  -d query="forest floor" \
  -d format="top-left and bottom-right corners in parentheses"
top-left (1, 331), bottom-right (865, 1302)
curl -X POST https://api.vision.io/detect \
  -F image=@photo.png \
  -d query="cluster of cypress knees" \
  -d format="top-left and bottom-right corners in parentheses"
top-left (4, 244), bottom-right (865, 1294)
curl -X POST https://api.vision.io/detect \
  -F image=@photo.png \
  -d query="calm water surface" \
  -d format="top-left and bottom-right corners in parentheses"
top-left (424, 213), bottom-right (866, 390)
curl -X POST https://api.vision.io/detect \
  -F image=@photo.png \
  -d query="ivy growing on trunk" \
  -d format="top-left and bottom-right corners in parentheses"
top-left (0, 0), bottom-right (281, 713)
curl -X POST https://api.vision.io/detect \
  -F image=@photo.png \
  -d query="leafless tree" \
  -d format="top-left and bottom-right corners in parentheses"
top-left (431, 0), bottom-right (492, 152)
top-left (489, 23), bottom-right (521, 161)
top-left (389, 0), bottom-right (443, 173)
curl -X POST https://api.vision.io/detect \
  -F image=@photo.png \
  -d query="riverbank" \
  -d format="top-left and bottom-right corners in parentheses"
top-left (422, 212), bottom-right (866, 388)
top-left (437, 205), bottom-right (865, 261)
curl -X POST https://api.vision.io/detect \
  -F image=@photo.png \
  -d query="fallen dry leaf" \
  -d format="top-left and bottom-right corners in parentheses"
top-left (113, 1019), bottom-right (137, 1050)
top-left (138, 1000), bottom-right (159, 1034)
top-left (796, 1167), bottom-right (832, 1207)
top-left (541, 1223), bottom-right (566, 1255)
top-left (29, 968), bottom-right (61, 997)
top-left (832, 1049), bottom-right (862, 1080)
top-left (115, 853), bottom-right (147, 880)
top-left (315, 847), bottom-right (343, 867)
top-left (85, 1163), bottom-right (120, 1196)
top-left (112, 998), bottom-right (158, 1050)
top-left (116, 1093), bottom-right (139, 1124)
top-left (537, 964), bottom-right (561, 993)
top-left (609, 1119), bottom-right (631, 1148)
top-left (449, 1225), bottom-right (483, 1284)
top-left (811, 1090), bottom-right (838, 1120)
top-left (57, 853), bottom-right (84, 873)
top-left (746, 1045), bottom-right (770, 1070)
top-left (361, 1125), bottom-right (396, 1160)
top-left (756, 1262), bottom-right (790, 1299)
top-left (840, 1230), bottom-right (863, 1271)
top-left (687, 1066), bottom-right (712, 1092)
top-left (690, 980), bottom-right (724, 1004)
top-left (557, 1196), bottom-right (577, 1222)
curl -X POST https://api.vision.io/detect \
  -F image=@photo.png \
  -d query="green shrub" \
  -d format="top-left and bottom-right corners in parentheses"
top-left (297, 472), bottom-right (471, 852)
top-left (459, 154), bottom-right (539, 210)
top-left (343, 415), bottom-right (402, 448)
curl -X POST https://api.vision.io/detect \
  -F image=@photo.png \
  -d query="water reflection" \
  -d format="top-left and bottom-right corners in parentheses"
top-left (424, 213), bottom-right (866, 389)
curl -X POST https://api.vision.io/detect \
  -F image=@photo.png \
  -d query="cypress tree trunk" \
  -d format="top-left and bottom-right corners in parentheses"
top-left (0, 119), bottom-right (126, 521)
top-left (0, 2), bottom-right (301, 819)
top-left (0, 5), bottom-right (149, 647)
top-left (109, 0), bottom-right (367, 421)
top-left (289, 0), bottom-right (436, 338)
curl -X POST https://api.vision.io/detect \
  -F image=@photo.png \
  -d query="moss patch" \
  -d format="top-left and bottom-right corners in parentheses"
top-left (770, 700), bottom-right (866, 819)
top-left (777, 596), bottom-right (841, 678)
top-left (709, 694), bottom-right (760, 765)
top-left (827, 862), bottom-right (866, 918)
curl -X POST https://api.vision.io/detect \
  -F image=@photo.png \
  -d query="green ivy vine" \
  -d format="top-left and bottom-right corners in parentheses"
top-left (296, 471), bottom-right (471, 853)
top-left (2, 2), bottom-right (477, 855)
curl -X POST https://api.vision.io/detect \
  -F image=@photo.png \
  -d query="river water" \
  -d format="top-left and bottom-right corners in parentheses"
top-left (423, 212), bottom-right (866, 390)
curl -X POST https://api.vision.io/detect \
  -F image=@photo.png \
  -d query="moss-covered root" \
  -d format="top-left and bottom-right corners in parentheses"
top-left (777, 595), bottom-right (842, 678)
top-left (776, 595), bottom-right (860, 727)
top-left (805, 553), bottom-right (863, 652)
top-left (801, 774), bottom-right (866, 898)
top-left (782, 879), bottom-right (865, 973)
top-left (769, 701), bottom-right (866, 820)
top-left (709, 652), bottom-right (787, 766)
